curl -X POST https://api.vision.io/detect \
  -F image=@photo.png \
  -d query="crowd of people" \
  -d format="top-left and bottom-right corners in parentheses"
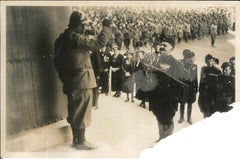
top-left (54, 6), bottom-right (235, 150)
top-left (77, 5), bottom-right (234, 49)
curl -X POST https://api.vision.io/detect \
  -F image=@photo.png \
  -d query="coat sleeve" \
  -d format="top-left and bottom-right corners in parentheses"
top-left (74, 26), bottom-right (112, 51)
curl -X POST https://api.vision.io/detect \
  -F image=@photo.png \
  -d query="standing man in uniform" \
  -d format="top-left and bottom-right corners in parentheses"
top-left (54, 11), bottom-right (112, 150)
top-left (178, 49), bottom-right (198, 125)
top-left (148, 38), bottom-right (186, 142)
top-left (210, 21), bottom-right (218, 47)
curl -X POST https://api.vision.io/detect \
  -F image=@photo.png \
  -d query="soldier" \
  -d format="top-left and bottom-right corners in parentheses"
top-left (229, 56), bottom-right (235, 76)
top-left (148, 38), bottom-right (186, 142)
top-left (178, 50), bottom-right (198, 124)
top-left (198, 54), bottom-right (222, 118)
top-left (210, 21), bottom-right (217, 47)
top-left (54, 11), bottom-right (112, 150)
top-left (176, 21), bottom-right (183, 43)
top-left (123, 28), bottom-right (131, 50)
top-left (183, 21), bottom-right (191, 42)
top-left (216, 62), bottom-right (234, 112)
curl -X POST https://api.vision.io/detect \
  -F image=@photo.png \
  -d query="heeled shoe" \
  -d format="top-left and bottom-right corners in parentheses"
top-left (115, 92), bottom-right (121, 97)
top-left (178, 118), bottom-right (184, 124)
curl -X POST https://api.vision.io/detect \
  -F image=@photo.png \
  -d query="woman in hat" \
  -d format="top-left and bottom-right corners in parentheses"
top-left (110, 44), bottom-right (124, 97)
top-left (122, 51), bottom-right (135, 102)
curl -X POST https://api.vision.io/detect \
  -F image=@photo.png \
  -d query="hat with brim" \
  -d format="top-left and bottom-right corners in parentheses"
top-left (221, 62), bottom-right (231, 69)
top-left (112, 43), bottom-right (119, 49)
top-left (124, 51), bottom-right (134, 56)
top-left (205, 54), bottom-right (213, 63)
top-left (183, 49), bottom-right (195, 59)
top-left (229, 56), bottom-right (235, 62)
top-left (82, 18), bottom-right (93, 25)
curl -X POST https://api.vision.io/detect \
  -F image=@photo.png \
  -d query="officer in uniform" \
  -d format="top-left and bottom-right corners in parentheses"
top-left (54, 11), bottom-right (112, 150)
top-left (210, 21), bottom-right (217, 47)
top-left (148, 38), bottom-right (186, 142)
top-left (178, 49), bottom-right (198, 124)
top-left (198, 54), bottom-right (222, 118)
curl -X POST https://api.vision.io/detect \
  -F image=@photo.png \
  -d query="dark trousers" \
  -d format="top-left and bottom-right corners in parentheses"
top-left (179, 102), bottom-right (192, 120)
top-left (66, 88), bottom-right (93, 129)
top-left (211, 34), bottom-right (216, 46)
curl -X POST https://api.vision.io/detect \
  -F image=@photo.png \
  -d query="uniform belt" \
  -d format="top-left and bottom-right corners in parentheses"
top-left (71, 67), bottom-right (93, 75)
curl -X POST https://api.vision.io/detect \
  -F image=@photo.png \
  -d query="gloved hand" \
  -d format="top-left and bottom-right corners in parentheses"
top-left (102, 18), bottom-right (112, 27)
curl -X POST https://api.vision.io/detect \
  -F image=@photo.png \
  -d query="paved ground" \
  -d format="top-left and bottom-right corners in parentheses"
top-left (38, 31), bottom-right (235, 158)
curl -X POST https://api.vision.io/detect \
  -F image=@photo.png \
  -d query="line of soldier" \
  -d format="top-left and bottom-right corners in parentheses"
top-left (74, 5), bottom-right (234, 49)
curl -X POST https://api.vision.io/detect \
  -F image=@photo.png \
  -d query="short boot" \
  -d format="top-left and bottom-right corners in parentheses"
top-left (187, 104), bottom-right (193, 124)
top-left (75, 128), bottom-right (97, 150)
top-left (178, 103), bottom-right (184, 124)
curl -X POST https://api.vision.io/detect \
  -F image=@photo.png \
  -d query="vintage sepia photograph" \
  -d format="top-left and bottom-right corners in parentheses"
top-left (1, 1), bottom-right (239, 159)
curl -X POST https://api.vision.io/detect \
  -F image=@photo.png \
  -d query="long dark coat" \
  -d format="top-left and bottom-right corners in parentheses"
top-left (198, 65), bottom-right (222, 116)
top-left (110, 53), bottom-right (124, 92)
top-left (148, 55), bottom-right (187, 125)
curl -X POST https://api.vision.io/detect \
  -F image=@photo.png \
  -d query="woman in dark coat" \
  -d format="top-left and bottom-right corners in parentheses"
top-left (110, 44), bottom-right (124, 97)
top-left (122, 51), bottom-right (135, 102)
top-left (198, 54), bottom-right (222, 118)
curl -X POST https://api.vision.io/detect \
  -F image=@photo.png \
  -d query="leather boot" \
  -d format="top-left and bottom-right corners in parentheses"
top-left (187, 104), bottom-right (193, 124)
top-left (75, 128), bottom-right (97, 150)
top-left (70, 125), bottom-right (77, 147)
top-left (178, 103), bottom-right (184, 123)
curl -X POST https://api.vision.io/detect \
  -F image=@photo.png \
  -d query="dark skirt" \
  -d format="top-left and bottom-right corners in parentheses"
top-left (122, 75), bottom-right (135, 93)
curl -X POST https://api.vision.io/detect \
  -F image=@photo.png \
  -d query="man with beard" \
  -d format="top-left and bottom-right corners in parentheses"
top-left (148, 38), bottom-right (186, 142)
